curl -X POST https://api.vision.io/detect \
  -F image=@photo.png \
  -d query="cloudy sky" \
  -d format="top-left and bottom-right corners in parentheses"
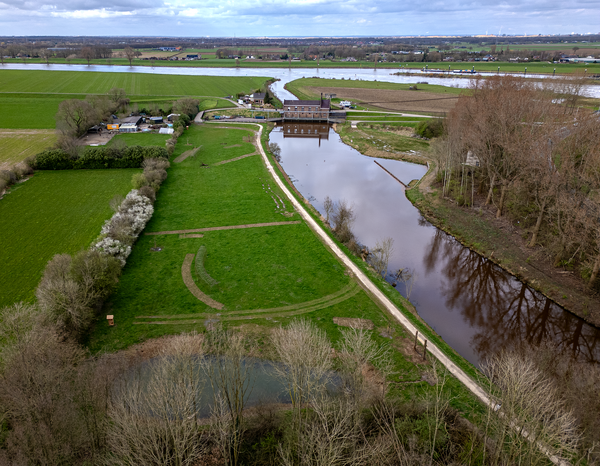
top-left (1, 0), bottom-right (598, 37)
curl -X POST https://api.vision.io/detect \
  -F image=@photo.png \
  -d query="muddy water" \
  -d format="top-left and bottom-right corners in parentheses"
top-left (270, 123), bottom-right (600, 367)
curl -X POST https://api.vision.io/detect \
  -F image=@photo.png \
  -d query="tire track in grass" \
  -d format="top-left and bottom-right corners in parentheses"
top-left (133, 281), bottom-right (360, 324)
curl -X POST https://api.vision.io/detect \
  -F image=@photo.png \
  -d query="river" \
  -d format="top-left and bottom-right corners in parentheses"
top-left (269, 122), bottom-right (600, 367)
top-left (1, 63), bottom-right (600, 99)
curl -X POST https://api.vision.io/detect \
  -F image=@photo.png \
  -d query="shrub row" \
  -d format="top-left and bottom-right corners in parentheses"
top-left (35, 157), bottom-right (170, 339)
top-left (32, 145), bottom-right (168, 170)
top-left (0, 160), bottom-right (34, 195)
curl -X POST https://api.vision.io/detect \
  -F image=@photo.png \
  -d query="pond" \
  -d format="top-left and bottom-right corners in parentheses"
top-left (128, 355), bottom-right (342, 418)
top-left (269, 122), bottom-right (600, 367)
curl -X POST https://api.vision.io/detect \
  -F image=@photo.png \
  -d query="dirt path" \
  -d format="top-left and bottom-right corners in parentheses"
top-left (145, 221), bottom-right (301, 236)
top-left (173, 147), bottom-right (201, 163)
top-left (213, 152), bottom-right (257, 166)
top-left (181, 254), bottom-right (225, 310)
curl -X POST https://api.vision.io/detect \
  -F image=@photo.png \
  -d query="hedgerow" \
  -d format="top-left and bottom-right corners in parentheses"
top-left (32, 145), bottom-right (168, 170)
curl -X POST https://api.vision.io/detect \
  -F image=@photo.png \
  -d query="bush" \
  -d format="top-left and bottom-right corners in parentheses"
top-left (131, 173), bottom-right (148, 189)
top-left (0, 178), bottom-right (7, 193)
top-left (13, 162), bottom-right (33, 178)
top-left (144, 169), bottom-right (167, 190)
top-left (1, 169), bottom-right (18, 183)
top-left (33, 146), bottom-right (168, 170)
top-left (415, 119), bottom-right (445, 139)
top-left (142, 157), bottom-right (170, 171)
top-left (35, 251), bottom-right (121, 338)
top-left (138, 185), bottom-right (156, 203)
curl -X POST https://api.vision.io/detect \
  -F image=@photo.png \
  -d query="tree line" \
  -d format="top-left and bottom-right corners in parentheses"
top-left (433, 74), bottom-right (600, 289)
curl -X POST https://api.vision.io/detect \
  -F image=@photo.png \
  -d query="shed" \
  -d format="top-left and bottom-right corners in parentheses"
top-left (119, 123), bottom-right (138, 133)
top-left (149, 116), bottom-right (163, 123)
top-left (159, 127), bottom-right (174, 134)
top-left (120, 116), bottom-right (143, 126)
top-left (107, 123), bottom-right (120, 131)
top-left (167, 113), bottom-right (180, 121)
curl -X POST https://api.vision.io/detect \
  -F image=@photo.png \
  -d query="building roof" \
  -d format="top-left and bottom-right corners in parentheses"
top-left (119, 116), bottom-right (143, 125)
top-left (252, 93), bottom-right (266, 99)
top-left (283, 99), bottom-right (331, 109)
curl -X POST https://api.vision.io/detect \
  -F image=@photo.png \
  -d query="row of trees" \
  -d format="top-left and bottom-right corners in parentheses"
top-left (434, 75), bottom-right (600, 287)
top-left (0, 311), bottom-right (591, 464)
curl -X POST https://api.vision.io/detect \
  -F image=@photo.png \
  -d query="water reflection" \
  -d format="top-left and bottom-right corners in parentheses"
top-left (270, 122), bottom-right (600, 367)
top-left (425, 230), bottom-right (600, 364)
top-left (282, 123), bottom-right (330, 140)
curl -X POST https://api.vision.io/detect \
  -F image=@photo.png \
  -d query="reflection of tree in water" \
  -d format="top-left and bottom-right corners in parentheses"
top-left (424, 230), bottom-right (600, 364)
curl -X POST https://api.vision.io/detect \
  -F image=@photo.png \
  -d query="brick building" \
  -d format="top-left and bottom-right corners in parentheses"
top-left (283, 97), bottom-right (331, 121)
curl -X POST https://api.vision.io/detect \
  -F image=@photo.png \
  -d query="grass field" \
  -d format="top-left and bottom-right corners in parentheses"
top-left (0, 169), bottom-right (138, 308)
top-left (88, 123), bottom-right (384, 352)
top-left (0, 71), bottom-right (266, 129)
top-left (0, 130), bottom-right (56, 168)
top-left (338, 121), bottom-right (430, 156)
top-left (85, 122), bottom-right (483, 417)
top-left (106, 132), bottom-right (170, 147)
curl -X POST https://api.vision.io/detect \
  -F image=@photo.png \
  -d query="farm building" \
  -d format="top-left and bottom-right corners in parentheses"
top-left (119, 116), bottom-right (143, 126)
top-left (119, 123), bottom-right (138, 133)
top-left (283, 97), bottom-right (331, 121)
top-left (250, 93), bottom-right (266, 106)
top-left (148, 116), bottom-right (163, 124)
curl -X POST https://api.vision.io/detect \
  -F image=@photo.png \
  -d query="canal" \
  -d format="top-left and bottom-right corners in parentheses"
top-left (269, 122), bottom-right (600, 367)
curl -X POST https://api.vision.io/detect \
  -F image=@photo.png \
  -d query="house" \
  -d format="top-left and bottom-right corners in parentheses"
top-left (283, 97), bottom-right (331, 121)
top-left (250, 93), bottom-right (266, 106)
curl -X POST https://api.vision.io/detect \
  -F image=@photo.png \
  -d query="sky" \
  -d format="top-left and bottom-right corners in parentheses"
top-left (1, 0), bottom-right (599, 37)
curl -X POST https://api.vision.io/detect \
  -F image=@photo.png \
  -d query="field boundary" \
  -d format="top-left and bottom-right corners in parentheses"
top-left (145, 221), bottom-right (301, 235)
top-left (213, 152), bottom-right (257, 166)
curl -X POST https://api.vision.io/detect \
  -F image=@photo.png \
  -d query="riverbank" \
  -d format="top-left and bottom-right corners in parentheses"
top-left (331, 121), bottom-right (600, 328)
top-left (406, 180), bottom-right (600, 328)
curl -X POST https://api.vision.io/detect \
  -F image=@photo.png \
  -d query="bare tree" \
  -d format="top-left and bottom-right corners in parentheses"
top-left (331, 199), bottom-right (356, 243)
top-left (271, 319), bottom-right (332, 461)
top-left (369, 237), bottom-right (394, 277)
top-left (80, 46), bottom-right (95, 65)
top-left (55, 98), bottom-right (97, 138)
top-left (106, 333), bottom-right (207, 466)
top-left (123, 46), bottom-right (138, 66)
top-left (205, 325), bottom-right (255, 466)
top-left (39, 48), bottom-right (53, 65)
top-left (482, 350), bottom-right (581, 466)
top-left (268, 141), bottom-right (281, 162)
top-left (323, 195), bottom-right (334, 225)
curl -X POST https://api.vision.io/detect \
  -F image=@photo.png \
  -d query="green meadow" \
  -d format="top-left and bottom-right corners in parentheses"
top-left (0, 169), bottom-right (138, 308)
top-left (107, 132), bottom-right (171, 147)
top-left (88, 124), bottom-right (384, 354)
top-left (0, 70), bottom-right (269, 129)
top-left (0, 130), bottom-right (56, 168)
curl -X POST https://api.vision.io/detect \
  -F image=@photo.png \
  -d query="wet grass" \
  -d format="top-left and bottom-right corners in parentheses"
top-left (0, 169), bottom-right (138, 308)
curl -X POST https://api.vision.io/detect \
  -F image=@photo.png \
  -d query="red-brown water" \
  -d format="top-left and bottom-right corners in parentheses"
top-left (269, 123), bottom-right (600, 367)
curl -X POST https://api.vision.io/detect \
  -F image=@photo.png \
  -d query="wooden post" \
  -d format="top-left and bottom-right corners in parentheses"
top-left (423, 340), bottom-right (428, 360)
top-left (106, 315), bottom-right (115, 326)
top-left (414, 330), bottom-right (419, 350)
